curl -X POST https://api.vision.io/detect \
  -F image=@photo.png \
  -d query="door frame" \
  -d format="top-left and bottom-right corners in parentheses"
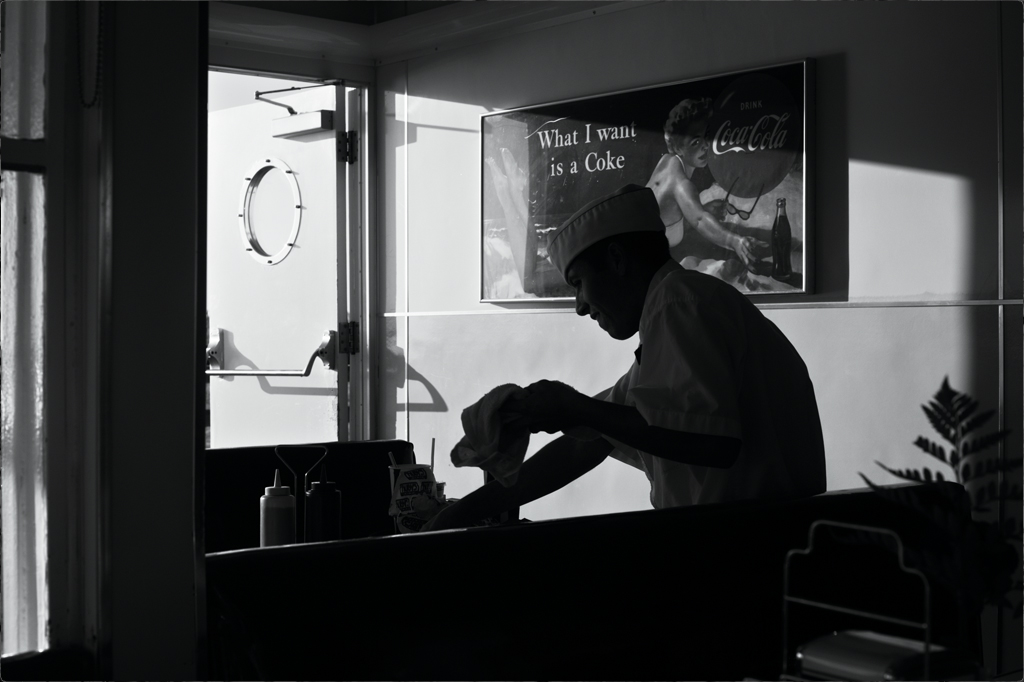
top-left (206, 66), bottom-right (374, 442)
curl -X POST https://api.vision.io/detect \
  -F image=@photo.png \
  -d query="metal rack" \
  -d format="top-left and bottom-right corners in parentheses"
top-left (273, 444), bottom-right (329, 543)
top-left (781, 520), bottom-right (933, 681)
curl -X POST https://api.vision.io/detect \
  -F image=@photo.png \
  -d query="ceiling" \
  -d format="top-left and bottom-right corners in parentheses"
top-left (223, 1), bottom-right (461, 26)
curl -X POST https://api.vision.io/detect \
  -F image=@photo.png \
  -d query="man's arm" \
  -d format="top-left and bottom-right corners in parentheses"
top-left (505, 383), bottom-right (740, 470)
top-left (573, 396), bottom-right (740, 469)
top-left (423, 434), bottom-right (612, 531)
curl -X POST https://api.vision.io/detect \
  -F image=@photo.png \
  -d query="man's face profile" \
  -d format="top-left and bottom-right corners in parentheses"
top-left (566, 249), bottom-right (641, 341)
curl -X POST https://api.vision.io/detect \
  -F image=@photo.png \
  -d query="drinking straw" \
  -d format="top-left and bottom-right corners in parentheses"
top-left (430, 437), bottom-right (435, 470)
top-left (388, 450), bottom-right (397, 467)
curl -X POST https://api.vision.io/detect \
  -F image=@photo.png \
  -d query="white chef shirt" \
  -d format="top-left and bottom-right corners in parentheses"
top-left (595, 260), bottom-right (826, 508)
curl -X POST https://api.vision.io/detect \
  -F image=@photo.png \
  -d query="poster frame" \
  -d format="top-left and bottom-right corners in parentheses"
top-left (478, 58), bottom-right (815, 304)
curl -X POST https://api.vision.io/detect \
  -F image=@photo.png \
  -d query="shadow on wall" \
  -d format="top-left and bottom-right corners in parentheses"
top-left (218, 328), bottom-right (335, 397)
top-left (378, 330), bottom-right (448, 440)
top-left (810, 53), bottom-right (848, 303)
top-left (401, 362), bottom-right (448, 413)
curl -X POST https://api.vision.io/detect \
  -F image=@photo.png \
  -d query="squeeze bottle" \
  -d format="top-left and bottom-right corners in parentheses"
top-left (304, 463), bottom-right (342, 542)
top-left (260, 469), bottom-right (296, 547)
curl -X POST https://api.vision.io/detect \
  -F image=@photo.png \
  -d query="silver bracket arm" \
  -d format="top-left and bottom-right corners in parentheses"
top-left (206, 328), bottom-right (337, 377)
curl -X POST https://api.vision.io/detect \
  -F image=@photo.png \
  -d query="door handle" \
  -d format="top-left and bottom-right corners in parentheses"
top-left (206, 328), bottom-right (337, 377)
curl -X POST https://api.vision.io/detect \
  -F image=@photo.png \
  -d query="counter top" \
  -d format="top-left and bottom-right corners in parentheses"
top-left (206, 483), bottom-right (978, 680)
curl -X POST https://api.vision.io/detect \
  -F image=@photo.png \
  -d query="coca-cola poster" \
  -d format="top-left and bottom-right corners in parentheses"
top-left (481, 60), bottom-right (813, 301)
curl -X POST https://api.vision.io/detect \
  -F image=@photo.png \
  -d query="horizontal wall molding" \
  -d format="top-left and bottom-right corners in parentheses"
top-left (382, 299), bottom-right (1024, 317)
top-left (757, 299), bottom-right (1023, 310)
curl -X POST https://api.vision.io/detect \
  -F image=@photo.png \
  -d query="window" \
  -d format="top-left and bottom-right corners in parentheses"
top-left (0, 0), bottom-right (51, 655)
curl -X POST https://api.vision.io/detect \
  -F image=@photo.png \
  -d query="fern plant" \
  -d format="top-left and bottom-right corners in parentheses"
top-left (859, 377), bottom-right (1022, 621)
top-left (871, 376), bottom-right (1020, 514)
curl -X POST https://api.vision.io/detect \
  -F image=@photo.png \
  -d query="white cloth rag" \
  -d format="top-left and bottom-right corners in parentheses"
top-left (450, 384), bottom-right (531, 487)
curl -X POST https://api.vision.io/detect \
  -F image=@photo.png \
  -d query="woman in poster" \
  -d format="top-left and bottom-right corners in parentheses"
top-left (646, 97), bottom-right (764, 270)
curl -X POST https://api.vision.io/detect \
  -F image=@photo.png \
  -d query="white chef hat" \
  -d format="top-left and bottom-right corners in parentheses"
top-left (547, 184), bottom-right (664, 280)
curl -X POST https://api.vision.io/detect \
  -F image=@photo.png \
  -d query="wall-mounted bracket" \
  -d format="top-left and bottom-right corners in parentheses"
top-left (254, 92), bottom-right (297, 115)
top-left (272, 110), bottom-right (334, 139)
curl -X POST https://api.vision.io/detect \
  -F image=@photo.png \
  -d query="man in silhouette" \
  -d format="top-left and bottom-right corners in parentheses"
top-left (425, 184), bottom-right (825, 530)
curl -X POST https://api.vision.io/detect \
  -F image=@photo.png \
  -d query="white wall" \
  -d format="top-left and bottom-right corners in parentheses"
top-left (372, 2), bottom-right (1022, 670)
top-left (374, 1), bottom-right (1020, 519)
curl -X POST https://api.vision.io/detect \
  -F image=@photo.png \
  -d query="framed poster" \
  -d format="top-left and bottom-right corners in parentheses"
top-left (480, 60), bottom-right (813, 302)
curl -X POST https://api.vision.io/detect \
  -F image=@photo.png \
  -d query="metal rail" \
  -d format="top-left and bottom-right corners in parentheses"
top-left (205, 328), bottom-right (337, 377)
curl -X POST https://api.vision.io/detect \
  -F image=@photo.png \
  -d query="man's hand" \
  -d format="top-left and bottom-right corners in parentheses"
top-left (420, 435), bottom-right (614, 533)
top-left (501, 380), bottom-right (587, 434)
top-left (420, 501), bottom-right (462, 532)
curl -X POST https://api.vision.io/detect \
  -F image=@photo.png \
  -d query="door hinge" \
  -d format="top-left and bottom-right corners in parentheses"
top-left (339, 320), bottom-right (359, 355)
top-left (339, 130), bottom-right (358, 164)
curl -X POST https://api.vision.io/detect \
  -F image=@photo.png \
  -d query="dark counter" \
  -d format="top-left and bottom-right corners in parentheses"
top-left (206, 482), bottom-right (981, 680)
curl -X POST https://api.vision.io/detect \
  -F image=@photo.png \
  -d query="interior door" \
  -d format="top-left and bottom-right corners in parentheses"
top-left (207, 83), bottom-right (350, 448)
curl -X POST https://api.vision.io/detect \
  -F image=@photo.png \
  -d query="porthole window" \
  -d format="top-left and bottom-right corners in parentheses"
top-left (237, 157), bottom-right (301, 265)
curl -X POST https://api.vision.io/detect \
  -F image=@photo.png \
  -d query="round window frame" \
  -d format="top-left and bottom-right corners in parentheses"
top-left (237, 157), bottom-right (302, 266)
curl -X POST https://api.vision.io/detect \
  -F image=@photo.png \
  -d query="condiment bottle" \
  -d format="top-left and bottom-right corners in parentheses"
top-left (260, 469), bottom-right (296, 547)
top-left (304, 463), bottom-right (342, 542)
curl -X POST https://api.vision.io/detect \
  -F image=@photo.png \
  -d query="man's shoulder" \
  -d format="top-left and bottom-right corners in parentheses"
top-left (654, 265), bottom-right (746, 307)
top-left (642, 265), bottom-right (761, 334)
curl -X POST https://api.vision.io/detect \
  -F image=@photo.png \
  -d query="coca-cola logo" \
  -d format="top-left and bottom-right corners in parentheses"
top-left (707, 72), bottom-right (800, 198)
top-left (712, 113), bottom-right (791, 155)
